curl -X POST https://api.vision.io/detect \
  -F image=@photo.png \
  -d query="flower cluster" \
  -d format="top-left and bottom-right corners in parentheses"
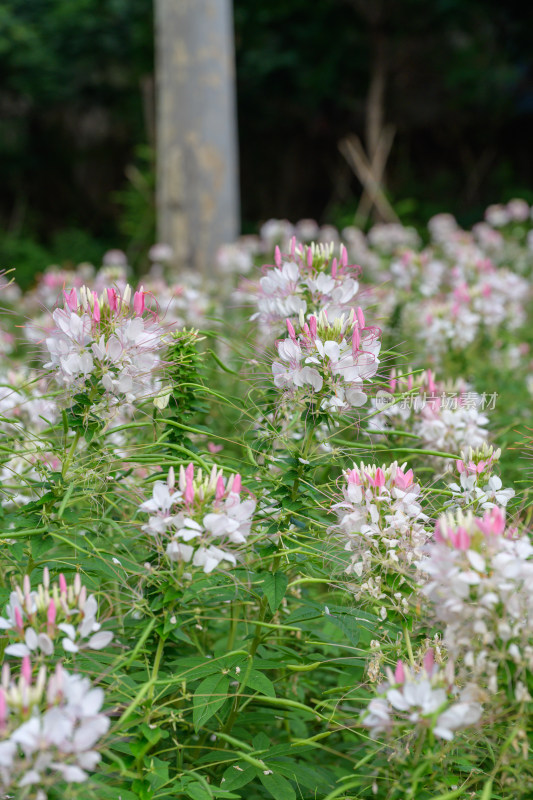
top-left (140, 464), bottom-right (256, 573)
top-left (251, 240), bottom-right (360, 333)
top-left (272, 308), bottom-right (381, 412)
top-left (418, 508), bottom-right (533, 694)
top-left (369, 369), bottom-right (489, 461)
top-left (44, 284), bottom-right (172, 416)
top-left (331, 461), bottom-right (428, 614)
top-left (0, 570), bottom-right (113, 658)
top-left (361, 650), bottom-right (482, 742)
top-left (447, 444), bottom-right (515, 512)
top-left (0, 659), bottom-right (109, 796)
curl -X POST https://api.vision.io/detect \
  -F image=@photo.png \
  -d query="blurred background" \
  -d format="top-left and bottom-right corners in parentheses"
top-left (1, 0), bottom-right (533, 285)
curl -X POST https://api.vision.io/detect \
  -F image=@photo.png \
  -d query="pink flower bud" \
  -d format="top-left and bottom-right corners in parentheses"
top-left (286, 319), bottom-right (296, 340)
top-left (290, 236), bottom-right (296, 258)
top-left (341, 245), bottom-right (348, 267)
top-left (307, 247), bottom-right (313, 268)
top-left (373, 468), bottom-right (385, 488)
top-left (457, 460), bottom-right (465, 474)
top-left (185, 463), bottom-right (194, 482)
top-left (63, 288), bottom-right (78, 311)
top-left (352, 326), bottom-right (360, 353)
top-left (59, 574), bottom-right (67, 595)
top-left (14, 606), bottom-right (24, 632)
top-left (47, 599), bottom-right (56, 627)
top-left (331, 257), bottom-right (338, 278)
top-left (274, 245), bottom-right (282, 267)
top-left (107, 288), bottom-right (118, 311)
top-left (92, 296), bottom-right (100, 323)
top-left (21, 656), bottom-right (31, 685)
top-left (356, 307), bottom-right (365, 329)
top-left (215, 475), bottom-right (225, 500)
top-left (184, 478), bottom-right (194, 506)
top-left (309, 316), bottom-right (317, 338)
top-left (394, 660), bottom-right (405, 684)
top-left (0, 688), bottom-right (6, 726)
top-left (133, 290), bottom-right (145, 316)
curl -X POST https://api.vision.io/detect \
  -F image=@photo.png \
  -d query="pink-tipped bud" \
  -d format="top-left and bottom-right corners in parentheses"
top-left (47, 599), bottom-right (56, 627)
top-left (356, 307), bottom-right (365, 329)
top-left (274, 245), bottom-right (282, 267)
top-left (309, 315), bottom-right (317, 338)
top-left (286, 319), bottom-right (296, 340)
top-left (331, 257), bottom-right (338, 278)
top-left (215, 475), bottom-right (225, 500)
top-left (14, 606), bottom-right (24, 632)
top-left (389, 377), bottom-right (397, 393)
top-left (59, 574), bottom-right (67, 595)
top-left (184, 478), bottom-right (194, 506)
top-left (43, 566), bottom-right (50, 589)
top-left (23, 575), bottom-right (30, 597)
top-left (352, 326), bottom-right (360, 353)
top-left (290, 236), bottom-right (296, 258)
top-left (394, 660), bottom-right (405, 684)
top-left (306, 247), bottom-right (313, 268)
top-left (185, 463), bottom-right (194, 482)
top-left (107, 288), bottom-right (118, 311)
top-left (0, 688), bottom-right (6, 726)
top-left (92, 296), bottom-right (100, 323)
top-left (21, 656), bottom-right (31, 685)
top-left (423, 649), bottom-right (435, 675)
top-left (450, 526), bottom-right (470, 550)
top-left (341, 245), bottom-right (348, 266)
top-left (457, 460), bottom-right (465, 474)
top-left (231, 474), bottom-right (242, 494)
top-left (374, 468), bottom-right (385, 488)
top-left (63, 288), bottom-right (78, 311)
top-left (133, 290), bottom-right (145, 316)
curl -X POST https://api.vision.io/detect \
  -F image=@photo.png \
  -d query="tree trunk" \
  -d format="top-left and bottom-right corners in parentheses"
top-left (155, 0), bottom-right (239, 273)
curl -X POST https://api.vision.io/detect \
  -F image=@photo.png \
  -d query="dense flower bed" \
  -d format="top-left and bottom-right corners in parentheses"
top-left (0, 200), bottom-right (532, 798)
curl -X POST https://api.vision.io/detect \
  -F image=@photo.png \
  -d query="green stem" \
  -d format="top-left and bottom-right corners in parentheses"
top-left (403, 624), bottom-right (416, 668)
top-left (62, 432), bottom-right (81, 478)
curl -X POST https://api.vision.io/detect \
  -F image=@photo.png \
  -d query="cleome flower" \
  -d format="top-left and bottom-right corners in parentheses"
top-left (369, 368), bottom-right (489, 462)
top-left (272, 307), bottom-right (381, 412)
top-left (140, 464), bottom-right (256, 573)
top-left (0, 658), bottom-right (109, 796)
top-left (43, 284), bottom-right (172, 415)
top-left (361, 649), bottom-right (482, 742)
top-left (251, 238), bottom-right (361, 332)
top-left (330, 461), bottom-right (429, 614)
top-left (418, 508), bottom-right (533, 693)
top-left (447, 444), bottom-right (515, 512)
top-left (0, 569), bottom-right (113, 658)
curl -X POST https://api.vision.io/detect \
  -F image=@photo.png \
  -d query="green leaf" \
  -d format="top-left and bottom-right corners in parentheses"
top-left (244, 670), bottom-right (276, 698)
top-left (193, 673), bottom-right (230, 731)
top-left (261, 572), bottom-right (288, 613)
top-left (259, 771), bottom-right (296, 800)
top-left (186, 783), bottom-right (213, 800)
top-left (221, 765), bottom-right (258, 791)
